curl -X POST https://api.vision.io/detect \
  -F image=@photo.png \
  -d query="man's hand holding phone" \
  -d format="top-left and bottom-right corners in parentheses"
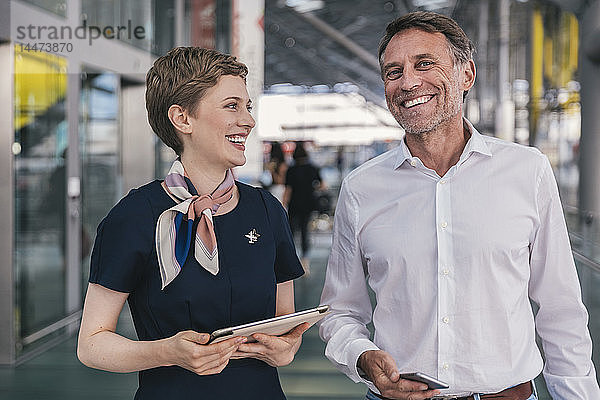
top-left (358, 350), bottom-right (443, 400)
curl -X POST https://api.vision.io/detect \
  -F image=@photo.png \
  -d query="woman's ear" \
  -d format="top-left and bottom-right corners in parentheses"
top-left (168, 104), bottom-right (192, 135)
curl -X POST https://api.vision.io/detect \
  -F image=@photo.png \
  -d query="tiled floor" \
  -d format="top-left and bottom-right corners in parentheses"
top-left (3, 229), bottom-right (598, 399)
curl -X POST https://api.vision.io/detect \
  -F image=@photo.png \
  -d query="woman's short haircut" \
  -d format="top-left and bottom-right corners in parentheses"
top-left (145, 47), bottom-right (248, 155)
top-left (378, 11), bottom-right (475, 71)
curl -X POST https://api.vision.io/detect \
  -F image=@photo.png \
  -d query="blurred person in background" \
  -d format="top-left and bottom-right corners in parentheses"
top-left (319, 11), bottom-right (599, 400)
top-left (77, 47), bottom-right (309, 400)
top-left (283, 141), bottom-right (323, 272)
top-left (265, 141), bottom-right (288, 203)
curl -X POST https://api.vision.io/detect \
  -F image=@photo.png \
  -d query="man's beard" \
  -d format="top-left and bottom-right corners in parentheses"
top-left (387, 89), bottom-right (462, 136)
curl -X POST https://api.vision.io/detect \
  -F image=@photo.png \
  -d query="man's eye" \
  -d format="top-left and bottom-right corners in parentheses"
top-left (386, 69), bottom-right (402, 80)
top-left (418, 61), bottom-right (433, 68)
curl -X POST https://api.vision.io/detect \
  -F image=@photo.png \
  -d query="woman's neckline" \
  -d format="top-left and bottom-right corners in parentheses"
top-left (159, 180), bottom-right (243, 218)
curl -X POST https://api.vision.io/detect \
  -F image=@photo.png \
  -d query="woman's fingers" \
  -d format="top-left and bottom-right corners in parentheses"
top-left (189, 339), bottom-right (246, 375)
top-left (251, 322), bottom-right (311, 345)
top-left (179, 330), bottom-right (211, 345)
top-left (170, 331), bottom-right (246, 375)
top-left (175, 323), bottom-right (309, 371)
top-left (285, 322), bottom-right (311, 338)
top-left (235, 323), bottom-right (310, 364)
top-left (190, 346), bottom-right (239, 375)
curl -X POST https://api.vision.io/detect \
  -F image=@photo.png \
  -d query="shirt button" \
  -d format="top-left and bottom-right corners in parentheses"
top-left (443, 363), bottom-right (450, 370)
top-left (442, 269), bottom-right (450, 275)
top-left (440, 179), bottom-right (446, 184)
top-left (410, 159), bottom-right (417, 167)
top-left (442, 316), bottom-right (450, 324)
top-left (441, 221), bottom-right (448, 229)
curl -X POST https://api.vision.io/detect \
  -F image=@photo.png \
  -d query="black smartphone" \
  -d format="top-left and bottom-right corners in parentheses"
top-left (399, 372), bottom-right (449, 390)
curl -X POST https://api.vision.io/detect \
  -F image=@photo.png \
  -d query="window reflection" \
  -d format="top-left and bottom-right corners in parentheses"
top-left (80, 71), bottom-right (120, 287)
top-left (21, 0), bottom-right (67, 17)
top-left (81, 0), bottom-right (160, 54)
top-left (14, 46), bottom-right (68, 351)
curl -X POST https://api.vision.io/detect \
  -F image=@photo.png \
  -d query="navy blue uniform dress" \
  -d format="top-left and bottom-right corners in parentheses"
top-left (89, 180), bottom-right (304, 399)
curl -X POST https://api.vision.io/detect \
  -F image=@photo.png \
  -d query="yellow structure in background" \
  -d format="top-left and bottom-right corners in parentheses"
top-left (530, 7), bottom-right (580, 145)
top-left (537, 10), bottom-right (579, 92)
top-left (561, 13), bottom-right (579, 88)
top-left (14, 45), bottom-right (67, 131)
top-left (530, 8), bottom-right (544, 142)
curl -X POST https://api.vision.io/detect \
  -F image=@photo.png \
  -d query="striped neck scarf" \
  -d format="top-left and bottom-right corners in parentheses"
top-left (155, 160), bottom-right (235, 289)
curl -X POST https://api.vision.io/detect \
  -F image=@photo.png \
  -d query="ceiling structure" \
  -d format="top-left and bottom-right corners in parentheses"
top-left (264, 0), bottom-right (464, 105)
top-left (264, 0), bottom-right (590, 106)
top-left (267, 0), bottom-right (394, 105)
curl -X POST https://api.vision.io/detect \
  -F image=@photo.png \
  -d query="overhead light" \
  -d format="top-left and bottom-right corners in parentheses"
top-left (286, 0), bottom-right (325, 13)
top-left (411, 0), bottom-right (454, 10)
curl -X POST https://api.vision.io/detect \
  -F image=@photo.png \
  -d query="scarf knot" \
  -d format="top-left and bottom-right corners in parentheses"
top-left (191, 195), bottom-right (219, 216)
top-left (155, 160), bottom-right (235, 289)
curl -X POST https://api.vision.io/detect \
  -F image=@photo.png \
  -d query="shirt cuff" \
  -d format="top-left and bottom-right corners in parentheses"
top-left (543, 363), bottom-right (600, 399)
top-left (347, 338), bottom-right (381, 387)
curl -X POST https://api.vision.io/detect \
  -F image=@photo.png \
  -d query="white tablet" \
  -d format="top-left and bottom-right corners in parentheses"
top-left (208, 305), bottom-right (330, 343)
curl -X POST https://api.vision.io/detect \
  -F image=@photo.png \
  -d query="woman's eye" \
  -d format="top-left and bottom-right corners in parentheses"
top-left (247, 105), bottom-right (253, 112)
top-left (225, 103), bottom-right (237, 110)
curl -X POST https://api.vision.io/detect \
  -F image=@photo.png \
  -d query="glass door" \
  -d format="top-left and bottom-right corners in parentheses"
top-left (13, 46), bottom-right (68, 355)
top-left (79, 71), bottom-right (121, 289)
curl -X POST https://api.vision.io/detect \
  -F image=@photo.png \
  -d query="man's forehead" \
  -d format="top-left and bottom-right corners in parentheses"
top-left (389, 27), bottom-right (447, 41)
top-left (383, 29), bottom-right (452, 63)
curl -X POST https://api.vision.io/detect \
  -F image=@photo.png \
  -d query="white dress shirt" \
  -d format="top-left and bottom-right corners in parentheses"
top-left (319, 119), bottom-right (599, 398)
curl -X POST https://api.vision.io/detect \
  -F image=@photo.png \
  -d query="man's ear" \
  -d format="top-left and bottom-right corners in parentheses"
top-left (461, 59), bottom-right (476, 91)
top-left (167, 104), bottom-right (192, 135)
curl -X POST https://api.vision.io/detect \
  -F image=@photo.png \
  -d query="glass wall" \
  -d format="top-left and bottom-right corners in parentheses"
top-left (153, 0), bottom-right (176, 55)
top-left (215, 0), bottom-right (231, 53)
top-left (81, 0), bottom-right (153, 52)
top-left (79, 71), bottom-right (121, 287)
top-left (80, 0), bottom-right (183, 55)
top-left (21, 0), bottom-right (67, 17)
top-left (13, 45), bottom-right (68, 354)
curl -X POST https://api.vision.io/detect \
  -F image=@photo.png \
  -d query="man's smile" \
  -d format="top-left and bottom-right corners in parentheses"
top-left (402, 95), bottom-right (434, 108)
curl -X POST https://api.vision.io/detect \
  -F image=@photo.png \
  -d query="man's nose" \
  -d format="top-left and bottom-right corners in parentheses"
top-left (400, 67), bottom-right (422, 91)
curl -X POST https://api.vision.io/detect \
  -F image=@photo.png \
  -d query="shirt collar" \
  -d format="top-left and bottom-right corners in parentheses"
top-left (394, 136), bottom-right (413, 169)
top-left (461, 118), bottom-right (492, 160)
top-left (393, 118), bottom-right (492, 170)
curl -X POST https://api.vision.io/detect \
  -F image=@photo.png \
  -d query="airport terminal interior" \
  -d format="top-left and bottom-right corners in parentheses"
top-left (1, 0), bottom-right (600, 398)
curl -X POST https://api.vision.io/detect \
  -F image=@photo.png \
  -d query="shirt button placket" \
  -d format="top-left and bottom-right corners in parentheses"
top-left (436, 177), bottom-right (453, 383)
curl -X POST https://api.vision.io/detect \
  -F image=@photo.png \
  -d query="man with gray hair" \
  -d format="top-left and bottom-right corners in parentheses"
top-left (320, 11), bottom-right (599, 400)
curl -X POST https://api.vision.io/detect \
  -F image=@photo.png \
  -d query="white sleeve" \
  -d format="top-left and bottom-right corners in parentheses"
top-left (319, 179), bottom-right (380, 385)
top-left (528, 156), bottom-right (600, 399)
